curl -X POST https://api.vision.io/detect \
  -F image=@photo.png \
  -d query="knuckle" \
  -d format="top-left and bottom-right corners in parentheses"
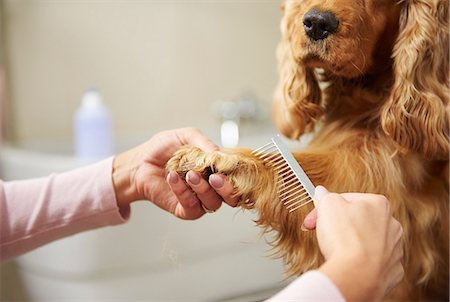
top-left (396, 222), bottom-right (404, 239)
top-left (180, 188), bottom-right (194, 200)
top-left (323, 192), bottom-right (340, 201)
top-left (170, 182), bottom-right (186, 194)
top-left (378, 195), bottom-right (390, 206)
top-left (187, 127), bottom-right (200, 135)
top-left (173, 183), bottom-right (194, 199)
top-left (225, 197), bottom-right (239, 207)
top-left (399, 265), bottom-right (405, 279)
top-left (194, 183), bottom-right (210, 195)
top-left (217, 186), bottom-right (234, 197)
top-left (369, 194), bottom-right (390, 211)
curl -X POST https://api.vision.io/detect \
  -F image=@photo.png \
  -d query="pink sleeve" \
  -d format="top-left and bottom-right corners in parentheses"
top-left (267, 270), bottom-right (346, 301)
top-left (0, 157), bottom-right (129, 262)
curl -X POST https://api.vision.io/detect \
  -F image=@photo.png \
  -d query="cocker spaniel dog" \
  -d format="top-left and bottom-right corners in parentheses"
top-left (168, 0), bottom-right (449, 300)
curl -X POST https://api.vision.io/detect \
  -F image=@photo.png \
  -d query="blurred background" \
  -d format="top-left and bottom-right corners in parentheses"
top-left (0, 1), bottom-right (290, 301)
top-left (1, 0), bottom-right (281, 146)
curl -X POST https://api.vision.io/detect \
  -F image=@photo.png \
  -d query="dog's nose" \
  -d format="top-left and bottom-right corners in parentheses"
top-left (303, 8), bottom-right (339, 41)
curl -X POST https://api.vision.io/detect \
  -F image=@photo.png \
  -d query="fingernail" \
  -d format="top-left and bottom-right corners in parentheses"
top-left (209, 174), bottom-right (223, 189)
top-left (169, 172), bottom-right (179, 184)
top-left (314, 185), bottom-right (329, 201)
top-left (187, 171), bottom-right (200, 185)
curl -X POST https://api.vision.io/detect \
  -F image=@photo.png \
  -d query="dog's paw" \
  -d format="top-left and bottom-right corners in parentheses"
top-left (166, 146), bottom-right (245, 178)
top-left (166, 146), bottom-right (277, 208)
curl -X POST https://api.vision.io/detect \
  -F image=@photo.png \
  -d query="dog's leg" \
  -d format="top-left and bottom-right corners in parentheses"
top-left (166, 145), bottom-right (334, 277)
top-left (166, 145), bottom-right (345, 220)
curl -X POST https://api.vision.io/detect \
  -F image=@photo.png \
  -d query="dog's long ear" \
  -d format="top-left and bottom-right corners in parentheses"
top-left (381, 0), bottom-right (449, 159)
top-left (272, 6), bottom-right (322, 139)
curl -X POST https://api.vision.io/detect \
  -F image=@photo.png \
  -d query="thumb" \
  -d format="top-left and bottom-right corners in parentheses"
top-left (313, 185), bottom-right (329, 207)
top-left (302, 186), bottom-right (329, 231)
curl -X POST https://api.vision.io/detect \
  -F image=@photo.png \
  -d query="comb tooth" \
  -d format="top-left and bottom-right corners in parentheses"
top-left (258, 148), bottom-right (278, 160)
top-left (282, 187), bottom-right (307, 202)
top-left (262, 152), bottom-right (282, 163)
top-left (289, 199), bottom-right (313, 212)
top-left (277, 174), bottom-right (296, 185)
top-left (278, 177), bottom-right (300, 192)
top-left (252, 141), bottom-right (275, 155)
top-left (278, 176), bottom-right (297, 187)
top-left (279, 187), bottom-right (299, 199)
top-left (276, 166), bottom-right (292, 176)
top-left (281, 187), bottom-right (304, 201)
top-left (261, 150), bottom-right (279, 161)
top-left (282, 184), bottom-right (308, 198)
top-left (278, 165), bottom-right (294, 178)
top-left (271, 162), bottom-right (287, 171)
top-left (285, 194), bottom-right (311, 208)
top-left (278, 179), bottom-right (298, 191)
top-left (279, 186), bottom-right (298, 198)
top-left (274, 166), bottom-right (289, 175)
top-left (282, 189), bottom-right (308, 205)
top-left (276, 163), bottom-right (289, 171)
top-left (279, 183), bottom-right (305, 197)
top-left (275, 162), bottom-right (289, 171)
top-left (289, 200), bottom-right (312, 213)
top-left (258, 152), bottom-right (278, 162)
top-left (269, 154), bottom-right (284, 164)
top-left (272, 159), bottom-right (287, 168)
top-left (253, 146), bottom-right (277, 158)
top-left (277, 173), bottom-right (293, 184)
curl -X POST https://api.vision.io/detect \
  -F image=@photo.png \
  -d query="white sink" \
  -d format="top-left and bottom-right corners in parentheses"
top-left (0, 129), bottom-right (296, 301)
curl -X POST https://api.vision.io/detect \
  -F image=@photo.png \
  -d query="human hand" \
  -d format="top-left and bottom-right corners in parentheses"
top-left (312, 186), bottom-right (404, 301)
top-left (112, 128), bottom-right (238, 219)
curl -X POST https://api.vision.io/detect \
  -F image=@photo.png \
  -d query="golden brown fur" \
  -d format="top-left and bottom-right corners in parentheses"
top-left (168, 0), bottom-right (449, 300)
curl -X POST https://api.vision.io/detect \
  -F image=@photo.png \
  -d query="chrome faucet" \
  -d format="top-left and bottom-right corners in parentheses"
top-left (214, 95), bottom-right (261, 147)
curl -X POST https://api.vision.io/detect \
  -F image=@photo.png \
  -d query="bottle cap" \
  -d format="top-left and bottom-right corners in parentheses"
top-left (81, 88), bottom-right (103, 109)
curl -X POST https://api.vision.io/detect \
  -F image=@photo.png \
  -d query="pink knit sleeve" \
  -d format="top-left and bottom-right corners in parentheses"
top-left (267, 270), bottom-right (346, 301)
top-left (0, 157), bottom-right (128, 262)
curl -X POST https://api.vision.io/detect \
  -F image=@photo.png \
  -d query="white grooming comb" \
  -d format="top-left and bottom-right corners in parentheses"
top-left (252, 135), bottom-right (315, 213)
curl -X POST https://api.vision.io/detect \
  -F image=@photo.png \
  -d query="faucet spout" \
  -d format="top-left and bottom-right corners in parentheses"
top-left (221, 120), bottom-right (239, 147)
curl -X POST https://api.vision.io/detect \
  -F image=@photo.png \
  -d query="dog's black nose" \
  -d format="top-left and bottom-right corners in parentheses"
top-left (303, 9), bottom-right (339, 41)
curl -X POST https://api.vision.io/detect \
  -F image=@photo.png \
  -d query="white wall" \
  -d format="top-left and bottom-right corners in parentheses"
top-left (3, 0), bottom-right (282, 145)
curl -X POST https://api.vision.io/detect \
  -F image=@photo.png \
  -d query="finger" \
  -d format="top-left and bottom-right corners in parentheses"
top-left (385, 264), bottom-right (405, 296)
top-left (313, 185), bottom-right (329, 207)
top-left (392, 238), bottom-right (404, 263)
top-left (166, 171), bottom-right (200, 209)
top-left (209, 174), bottom-right (240, 207)
top-left (186, 171), bottom-right (222, 211)
top-left (389, 219), bottom-right (404, 258)
top-left (302, 208), bottom-right (317, 230)
top-left (173, 200), bottom-right (204, 220)
top-left (314, 191), bottom-right (351, 218)
top-left (340, 192), bottom-right (386, 203)
top-left (176, 127), bottom-right (219, 152)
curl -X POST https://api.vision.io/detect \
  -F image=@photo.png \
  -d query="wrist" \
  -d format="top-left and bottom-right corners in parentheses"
top-left (319, 252), bottom-right (381, 301)
top-left (112, 148), bottom-right (142, 209)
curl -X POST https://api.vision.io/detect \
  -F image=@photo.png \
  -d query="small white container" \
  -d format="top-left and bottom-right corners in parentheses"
top-left (74, 88), bottom-right (114, 161)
